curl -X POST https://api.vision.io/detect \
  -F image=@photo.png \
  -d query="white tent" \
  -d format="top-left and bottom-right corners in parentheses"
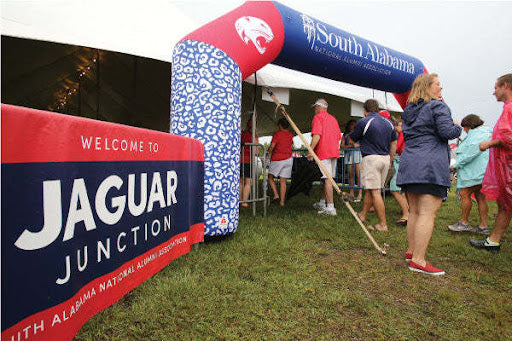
top-left (0, 0), bottom-right (196, 63)
top-left (1, 0), bottom-right (402, 135)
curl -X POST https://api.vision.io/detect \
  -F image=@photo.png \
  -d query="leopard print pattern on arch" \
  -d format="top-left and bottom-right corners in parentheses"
top-left (171, 40), bottom-right (242, 236)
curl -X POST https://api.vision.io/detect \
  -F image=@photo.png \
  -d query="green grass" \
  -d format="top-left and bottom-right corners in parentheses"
top-left (75, 187), bottom-right (512, 340)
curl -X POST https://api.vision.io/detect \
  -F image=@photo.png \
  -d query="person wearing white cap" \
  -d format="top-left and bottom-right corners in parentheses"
top-left (309, 98), bottom-right (342, 215)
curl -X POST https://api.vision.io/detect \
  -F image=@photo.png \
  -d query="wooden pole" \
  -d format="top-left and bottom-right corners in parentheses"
top-left (266, 89), bottom-right (386, 255)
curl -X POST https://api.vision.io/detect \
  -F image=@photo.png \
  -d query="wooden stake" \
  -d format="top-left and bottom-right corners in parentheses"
top-left (266, 89), bottom-right (387, 256)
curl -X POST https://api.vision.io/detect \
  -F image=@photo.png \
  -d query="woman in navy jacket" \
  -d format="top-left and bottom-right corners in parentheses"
top-left (397, 73), bottom-right (462, 276)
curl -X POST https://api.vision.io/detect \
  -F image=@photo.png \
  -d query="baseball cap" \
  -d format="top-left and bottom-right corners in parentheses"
top-left (379, 110), bottom-right (391, 119)
top-left (311, 98), bottom-right (328, 109)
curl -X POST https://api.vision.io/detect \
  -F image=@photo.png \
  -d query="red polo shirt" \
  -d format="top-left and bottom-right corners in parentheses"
top-left (241, 129), bottom-right (257, 164)
top-left (311, 110), bottom-right (341, 160)
top-left (270, 130), bottom-right (293, 161)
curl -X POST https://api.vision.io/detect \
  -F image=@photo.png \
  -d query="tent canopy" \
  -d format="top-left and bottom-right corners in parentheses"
top-left (0, 0), bottom-right (197, 63)
top-left (246, 64), bottom-right (402, 112)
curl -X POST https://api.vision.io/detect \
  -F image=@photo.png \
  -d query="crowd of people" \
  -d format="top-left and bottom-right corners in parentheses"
top-left (240, 72), bottom-right (512, 276)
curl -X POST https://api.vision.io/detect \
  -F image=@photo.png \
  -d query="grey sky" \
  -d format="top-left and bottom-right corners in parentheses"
top-left (175, 0), bottom-right (512, 129)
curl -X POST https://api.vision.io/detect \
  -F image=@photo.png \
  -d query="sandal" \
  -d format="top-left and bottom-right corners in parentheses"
top-left (369, 224), bottom-right (388, 232)
top-left (396, 218), bottom-right (408, 226)
top-left (375, 224), bottom-right (388, 232)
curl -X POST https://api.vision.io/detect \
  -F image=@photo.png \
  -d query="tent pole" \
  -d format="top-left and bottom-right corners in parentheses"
top-left (133, 55), bottom-right (137, 124)
top-left (251, 72), bottom-right (257, 215)
top-left (252, 72), bottom-right (267, 216)
top-left (96, 50), bottom-right (100, 119)
top-left (78, 71), bottom-right (82, 115)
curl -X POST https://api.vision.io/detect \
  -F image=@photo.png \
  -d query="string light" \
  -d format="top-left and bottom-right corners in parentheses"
top-left (49, 54), bottom-right (98, 111)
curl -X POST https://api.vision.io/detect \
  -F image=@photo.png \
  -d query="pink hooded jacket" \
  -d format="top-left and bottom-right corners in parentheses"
top-left (481, 98), bottom-right (512, 212)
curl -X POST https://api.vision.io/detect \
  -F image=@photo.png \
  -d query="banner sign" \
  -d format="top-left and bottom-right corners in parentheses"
top-left (271, 1), bottom-right (425, 94)
top-left (1, 104), bottom-right (204, 340)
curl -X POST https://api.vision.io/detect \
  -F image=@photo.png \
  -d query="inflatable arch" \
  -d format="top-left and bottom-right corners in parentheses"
top-left (171, 1), bottom-right (426, 236)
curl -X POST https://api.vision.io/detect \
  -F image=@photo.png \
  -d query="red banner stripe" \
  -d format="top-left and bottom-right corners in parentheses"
top-left (1, 104), bottom-right (204, 164)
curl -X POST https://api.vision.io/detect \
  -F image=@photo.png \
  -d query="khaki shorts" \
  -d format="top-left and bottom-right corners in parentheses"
top-left (360, 155), bottom-right (390, 189)
top-left (320, 158), bottom-right (337, 179)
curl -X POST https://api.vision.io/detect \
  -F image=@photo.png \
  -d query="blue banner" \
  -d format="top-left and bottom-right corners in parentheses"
top-left (272, 2), bottom-right (425, 93)
top-left (1, 160), bottom-right (203, 331)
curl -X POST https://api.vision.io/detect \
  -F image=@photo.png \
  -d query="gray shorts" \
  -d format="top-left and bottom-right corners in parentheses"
top-left (269, 157), bottom-right (293, 178)
top-left (320, 158), bottom-right (337, 179)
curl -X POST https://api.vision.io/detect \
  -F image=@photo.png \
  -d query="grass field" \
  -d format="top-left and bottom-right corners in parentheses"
top-left (75, 187), bottom-right (512, 340)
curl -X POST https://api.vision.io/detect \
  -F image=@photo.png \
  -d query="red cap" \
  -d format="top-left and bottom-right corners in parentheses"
top-left (379, 110), bottom-right (391, 119)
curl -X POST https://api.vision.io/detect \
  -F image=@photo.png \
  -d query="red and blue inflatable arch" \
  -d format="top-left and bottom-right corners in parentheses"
top-left (171, 1), bottom-right (426, 236)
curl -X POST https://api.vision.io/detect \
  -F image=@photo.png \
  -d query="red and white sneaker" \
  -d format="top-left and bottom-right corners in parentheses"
top-left (408, 261), bottom-right (445, 276)
top-left (404, 251), bottom-right (413, 263)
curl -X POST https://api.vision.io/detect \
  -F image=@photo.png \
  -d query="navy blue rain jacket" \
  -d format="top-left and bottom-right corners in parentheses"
top-left (397, 99), bottom-right (462, 187)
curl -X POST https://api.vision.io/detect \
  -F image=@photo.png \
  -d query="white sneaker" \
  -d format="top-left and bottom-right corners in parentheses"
top-left (318, 207), bottom-right (337, 216)
top-left (313, 201), bottom-right (326, 210)
top-left (448, 221), bottom-right (473, 232)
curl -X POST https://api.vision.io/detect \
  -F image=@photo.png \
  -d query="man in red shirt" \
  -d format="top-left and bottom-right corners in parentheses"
top-left (309, 98), bottom-right (342, 216)
top-left (471, 73), bottom-right (512, 252)
top-left (268, 118), bottom-right (294, 206)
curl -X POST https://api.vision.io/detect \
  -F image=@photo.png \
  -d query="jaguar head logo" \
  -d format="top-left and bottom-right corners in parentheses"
top-left (235, 16), bottom-right (274, 54)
